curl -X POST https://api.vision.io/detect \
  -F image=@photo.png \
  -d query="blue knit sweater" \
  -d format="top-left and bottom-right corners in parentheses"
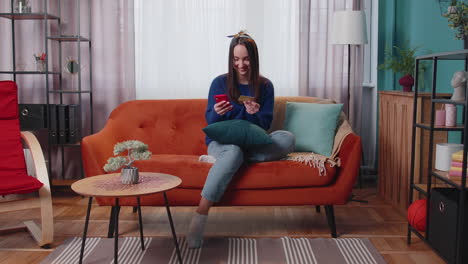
top-left (205, 74), bottom-right (274, 145)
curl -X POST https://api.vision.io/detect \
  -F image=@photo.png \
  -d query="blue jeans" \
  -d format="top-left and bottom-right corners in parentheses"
top-left (201, 130), bottom-right (295, 202)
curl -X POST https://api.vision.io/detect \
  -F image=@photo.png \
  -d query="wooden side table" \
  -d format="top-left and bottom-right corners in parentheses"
top-left (71, 172), bottom-right (183, 264)
top-left (378, 91), bottom-right (448, 214)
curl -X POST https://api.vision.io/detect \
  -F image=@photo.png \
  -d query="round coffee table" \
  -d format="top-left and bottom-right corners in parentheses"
top-left (71, 172), bottom-right (182, 264)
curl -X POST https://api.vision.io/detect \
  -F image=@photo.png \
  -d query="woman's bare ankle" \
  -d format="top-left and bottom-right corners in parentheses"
top-left (196, 197), bottom-right (213, 215)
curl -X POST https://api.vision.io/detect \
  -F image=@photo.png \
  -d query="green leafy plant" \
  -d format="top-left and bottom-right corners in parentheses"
top-left (443, 1), bottom-right (468, 40)
top-left (379, 45), bottom-right (420, 76)
top-left (103, 140), bottom-right (152, 172)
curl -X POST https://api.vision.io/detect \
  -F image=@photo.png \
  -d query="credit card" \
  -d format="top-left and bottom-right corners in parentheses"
top-left (238, 95), bottom-right (254, 102)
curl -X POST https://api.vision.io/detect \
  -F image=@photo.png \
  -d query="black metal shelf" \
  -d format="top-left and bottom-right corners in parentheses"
top-left (432, 98), bottom-right (466, 106)
top-left (409, 50), bottom-right (468, 264)
top-left (50, 143), bottom-right (81, 147)
top-left (409, 226), bottom-right (450, 264)
top-left (3, 0), bottom-right (94, 187)
top-left (430, 170), bottom-right (465, 189)
top-left (48, 90), bottom-right (91, 94)
top-left (411, 183), bottom-right (429, 196)
top-left (0, 13), bottom-right (59, 20)
top-left (48, 35), bottom-right (90, 42)
top-left (415, 123), bottom-right (465, 131)
top-left (0, 71), bottom-right (61, 75)
top-left (416, 50), bottom-right (468, 60)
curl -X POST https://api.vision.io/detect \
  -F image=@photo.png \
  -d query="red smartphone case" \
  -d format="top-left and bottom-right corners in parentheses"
top-left (214, 94), bottom-right (229, 103)
top-left (214, 94), bottom-right (232, 112)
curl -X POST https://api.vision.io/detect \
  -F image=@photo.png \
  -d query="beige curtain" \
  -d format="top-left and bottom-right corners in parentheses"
top-left (299, 0), bottom-right (364, 135)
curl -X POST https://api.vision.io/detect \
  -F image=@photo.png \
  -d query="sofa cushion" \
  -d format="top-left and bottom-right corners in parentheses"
top-left (133, 154), bottom-right (336, 189)
top-left (203, 119), bottom-right (273, 147)
top-left (284, 102), bottom-right (343, 156)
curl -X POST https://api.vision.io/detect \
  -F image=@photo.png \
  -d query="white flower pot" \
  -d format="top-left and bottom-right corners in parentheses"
top-left (448, 6), bottom-right (457, 14)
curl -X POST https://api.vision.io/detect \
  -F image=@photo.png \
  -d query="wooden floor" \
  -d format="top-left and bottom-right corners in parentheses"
top-left (0, 187), bottom-right (444, 264)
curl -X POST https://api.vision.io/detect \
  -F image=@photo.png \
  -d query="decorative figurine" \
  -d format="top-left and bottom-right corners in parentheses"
top-left (14, 0), bottom-right (31, 13)
top-left (451, 71), bottom-right (467, 101)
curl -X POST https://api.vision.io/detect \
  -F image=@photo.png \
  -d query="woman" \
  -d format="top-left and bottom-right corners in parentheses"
top-left (187, 31), bottom-right (295, 248)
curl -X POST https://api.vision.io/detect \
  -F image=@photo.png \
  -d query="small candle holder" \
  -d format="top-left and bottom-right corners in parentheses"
top-left (34, 52), bottom-right (46, 72)
top-left (35, 60), bottom-right (45, 72)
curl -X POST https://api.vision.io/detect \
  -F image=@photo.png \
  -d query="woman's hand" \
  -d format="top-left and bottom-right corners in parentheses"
top-left (243, 101), bottom-right (260, 114)
top-left (214, 101), bottom-right (233, 115)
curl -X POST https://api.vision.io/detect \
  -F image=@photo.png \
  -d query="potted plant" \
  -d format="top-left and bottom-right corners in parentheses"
top-left (443, 0), bottom-right (468, 47)
top-left (379, 45), bottom-right (421, 92)
top-left (103, 140), bottom-right (152, 184)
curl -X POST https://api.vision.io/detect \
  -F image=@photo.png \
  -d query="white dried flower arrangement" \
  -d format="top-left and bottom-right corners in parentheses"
top-left (103, 140), bottom-right (152, 172)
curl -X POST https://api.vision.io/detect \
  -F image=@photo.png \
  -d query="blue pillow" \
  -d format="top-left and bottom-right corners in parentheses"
top-left (284, 102), bottom-right (343, 156)
top-left (203, 119), bottom-right (273, 147)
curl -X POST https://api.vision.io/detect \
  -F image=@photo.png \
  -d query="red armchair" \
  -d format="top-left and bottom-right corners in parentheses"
top-left (0, 81), bottom-right (53, 247)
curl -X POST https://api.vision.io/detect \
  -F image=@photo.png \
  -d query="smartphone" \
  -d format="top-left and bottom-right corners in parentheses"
top-left (214, 94), bottom-right (230, 103)
top-left (214, 94), bottom-right (233, 111)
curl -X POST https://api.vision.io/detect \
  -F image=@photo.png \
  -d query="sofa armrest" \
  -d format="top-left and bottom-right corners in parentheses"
top-left (82, 127), bottom-right (118, 178)
top-left (326, 133), bottom-right (362, 204)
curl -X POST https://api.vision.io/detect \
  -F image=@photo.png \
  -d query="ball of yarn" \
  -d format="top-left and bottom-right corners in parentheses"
top-left (407, 199), bottom-right (427, 232)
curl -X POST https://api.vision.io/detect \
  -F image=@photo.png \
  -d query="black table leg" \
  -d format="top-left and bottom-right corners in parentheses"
top-left (137, 197), bottom-right (145, 250)
top-left (163, 192), bottom-right (182, 264)
top-left (114, 198), bottom-right (120, 264)
top-left (108, 206), bottom-right (116, 238)
top-left (79, 197), bottom-right (93, 264)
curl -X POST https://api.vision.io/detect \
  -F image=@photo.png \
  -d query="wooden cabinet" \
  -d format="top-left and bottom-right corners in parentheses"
top-left (378, 91), bottom-right (447, 214)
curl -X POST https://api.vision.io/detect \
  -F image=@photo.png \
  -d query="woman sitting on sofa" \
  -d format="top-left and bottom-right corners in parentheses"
top-left (187, 31), bottom-right (296, 248)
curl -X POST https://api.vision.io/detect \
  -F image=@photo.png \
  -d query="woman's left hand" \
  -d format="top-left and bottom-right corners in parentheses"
top-left (243, 101), bottom-right (260, 114)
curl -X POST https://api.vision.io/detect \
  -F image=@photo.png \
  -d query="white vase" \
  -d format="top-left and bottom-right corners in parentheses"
top-left (448, 6), bottom-right (457, 14)
top-left (35, 60), bottom-right (45, 72)
top-left (121, 167), bottom-right (139, 184)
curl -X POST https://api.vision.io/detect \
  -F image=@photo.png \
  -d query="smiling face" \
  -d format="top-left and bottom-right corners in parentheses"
top-left (233, 44), bottom-right (250, 82)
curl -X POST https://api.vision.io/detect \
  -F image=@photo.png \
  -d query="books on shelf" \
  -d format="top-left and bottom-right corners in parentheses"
top-left (448, 150), bottom-right (468, 177)
top-left (48, 104), bottom-right (81, 144)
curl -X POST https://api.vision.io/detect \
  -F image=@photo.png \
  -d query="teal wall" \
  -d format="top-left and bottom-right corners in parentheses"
top-left (378, 0), bottom-right (463, 93)
top-left (378, 0), bottom-right (466, 143)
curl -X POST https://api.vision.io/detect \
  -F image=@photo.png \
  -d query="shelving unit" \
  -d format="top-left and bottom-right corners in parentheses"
top-left (0, 0), bottom-right (93, 187)
top-left (408, 50), bottom-right (468, 264)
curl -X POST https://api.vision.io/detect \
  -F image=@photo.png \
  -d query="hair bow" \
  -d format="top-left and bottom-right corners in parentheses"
top-left (227, 30), bottom-right (251, 39)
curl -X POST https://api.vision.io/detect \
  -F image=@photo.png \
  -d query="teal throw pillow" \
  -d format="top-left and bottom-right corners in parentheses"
top-left (284, 102), bottom-right (343, 156)
top-left (203, 119), bottom-right (273, 147)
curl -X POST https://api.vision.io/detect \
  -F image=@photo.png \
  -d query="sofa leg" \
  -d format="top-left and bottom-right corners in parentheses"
top-left (315, 206), bottom-right (321, 213)
top-left (324, 205), bottom-right (337, 238)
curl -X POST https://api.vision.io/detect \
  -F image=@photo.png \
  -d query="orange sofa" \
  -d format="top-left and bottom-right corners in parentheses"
top-left (81, 97), bottom-right (361, 237)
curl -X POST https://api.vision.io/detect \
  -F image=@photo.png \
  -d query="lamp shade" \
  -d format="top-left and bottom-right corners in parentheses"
top-left (330, 10), bottom-right (368, 45)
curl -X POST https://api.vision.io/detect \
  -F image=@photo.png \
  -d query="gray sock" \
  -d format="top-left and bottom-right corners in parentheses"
top-left (187, 212), bottom-right (208, 249)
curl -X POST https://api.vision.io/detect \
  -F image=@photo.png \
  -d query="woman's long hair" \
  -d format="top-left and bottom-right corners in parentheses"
top-left (226, 32), bottom-right (265, 104)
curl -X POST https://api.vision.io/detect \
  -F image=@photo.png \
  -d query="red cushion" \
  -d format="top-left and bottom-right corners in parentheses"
top-left (0, 81), bottom-right (43, 195)
top-left (0, 171), bottom-right (43, 195)
top-left (133, 154), bottom-right (336, 189)
top-left (0, 81), bottom-right (19, 119)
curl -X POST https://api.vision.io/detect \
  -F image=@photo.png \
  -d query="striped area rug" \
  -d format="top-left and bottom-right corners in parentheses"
top-left (41, 237), bottom-right (386, 264)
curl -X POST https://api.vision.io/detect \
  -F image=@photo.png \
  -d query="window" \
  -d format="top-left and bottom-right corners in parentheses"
top-left (134, 0), bottom-right (299, 99)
